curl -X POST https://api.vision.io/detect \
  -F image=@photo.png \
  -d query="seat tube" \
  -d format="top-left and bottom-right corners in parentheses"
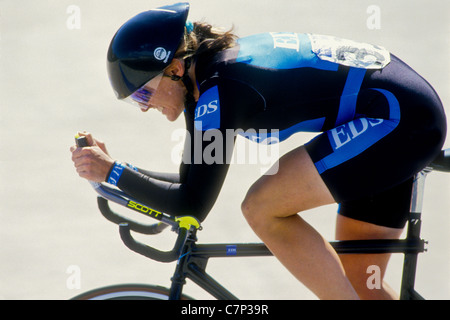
top-left (400, 170), bottom-right (429, 300)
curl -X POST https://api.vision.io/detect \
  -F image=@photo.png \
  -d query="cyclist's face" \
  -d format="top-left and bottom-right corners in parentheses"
top-left (140, 60), bottom-right (187, 122)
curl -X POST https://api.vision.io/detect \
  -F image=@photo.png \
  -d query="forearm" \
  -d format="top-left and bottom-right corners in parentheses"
top-left (135, 167), bottom-right (181, 183)
top-left (115, 167), bottom-right (205, 219)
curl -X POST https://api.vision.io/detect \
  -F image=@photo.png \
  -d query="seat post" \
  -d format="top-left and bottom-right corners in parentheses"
top-left (409, 169), bottom-right (429, 226)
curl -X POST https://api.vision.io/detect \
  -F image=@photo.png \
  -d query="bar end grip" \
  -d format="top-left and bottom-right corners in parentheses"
top-left (75, 135), bottom-right (89, 148)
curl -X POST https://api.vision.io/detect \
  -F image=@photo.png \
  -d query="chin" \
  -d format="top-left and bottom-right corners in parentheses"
top-left (165, 110), bottom-right (183, 122)
top-left (165, 113), bottom-right (179, 122)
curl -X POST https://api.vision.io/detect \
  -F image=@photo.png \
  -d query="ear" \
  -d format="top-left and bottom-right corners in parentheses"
top-left (167, 58), bottom-right (185, 79)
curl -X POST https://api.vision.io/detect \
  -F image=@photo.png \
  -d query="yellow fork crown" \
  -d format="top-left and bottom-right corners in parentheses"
top-left (175, 216), bottom-right (201, 230)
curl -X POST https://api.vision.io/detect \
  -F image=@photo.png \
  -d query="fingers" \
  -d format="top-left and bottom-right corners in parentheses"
top-left (75, 131), bottom-right (110, 155)
top-left (71, 131), bottom-right (115, 182)
top-left (71, 147), bottom-right (92, 178)
top-left (95, 140), bottom-right (110, 156)
top-left (71, 146), bottom-right (114, 182)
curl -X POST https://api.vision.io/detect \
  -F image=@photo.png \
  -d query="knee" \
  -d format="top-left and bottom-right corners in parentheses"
top-left (241, 192), bottom-right (256, 224)
top-left (241, 187), bottom-right (267, 231)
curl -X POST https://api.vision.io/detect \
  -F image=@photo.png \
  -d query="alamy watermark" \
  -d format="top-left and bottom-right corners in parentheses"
top-left (66, 5), bottom-right (81, 30)
top-left (66, 265), bottom-right (81, 290)
top-left (171, 124), bottom-right (280, 175)
top-left (366, 5), bottom-right (381, 30)
top-left (65, 264), bottom-right (383, 293)
top-left (366, 265), bottom-right (382, 290)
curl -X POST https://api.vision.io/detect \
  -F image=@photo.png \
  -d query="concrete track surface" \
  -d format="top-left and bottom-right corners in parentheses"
top-left (0, 0), bottom-right (448, 300)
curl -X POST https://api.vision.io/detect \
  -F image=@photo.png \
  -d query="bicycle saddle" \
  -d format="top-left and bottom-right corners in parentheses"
top-left (429, 148), bottom-right (450, 172)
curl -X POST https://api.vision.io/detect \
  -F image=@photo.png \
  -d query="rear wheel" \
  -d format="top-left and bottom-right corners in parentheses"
top-left (71, 283), bottom-right (194, 300)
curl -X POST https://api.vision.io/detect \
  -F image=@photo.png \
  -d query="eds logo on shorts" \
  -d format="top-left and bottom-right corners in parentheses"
top-left (329, 118), bottom-right (384, 150)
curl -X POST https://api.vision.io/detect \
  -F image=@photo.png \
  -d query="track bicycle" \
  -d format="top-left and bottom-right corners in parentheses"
top-left (71, 136), bottom-right (450, 300)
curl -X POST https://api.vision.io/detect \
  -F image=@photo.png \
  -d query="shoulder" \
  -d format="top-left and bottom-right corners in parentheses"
top-left (193, 73), bottom-right (264, 131)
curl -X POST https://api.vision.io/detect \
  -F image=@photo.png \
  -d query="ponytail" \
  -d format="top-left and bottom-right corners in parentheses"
top-left (175, 21), bottom-right (237, 60)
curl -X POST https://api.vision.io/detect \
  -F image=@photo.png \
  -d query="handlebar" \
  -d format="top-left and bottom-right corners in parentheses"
top-left (119, 223), bottom-right (189, 263)
top-left (96, 195), bottom-right (191, 263)
top-left (75, 135), bottom-right (200, 263)
top-left (97, 197), bottom-right (169, 235)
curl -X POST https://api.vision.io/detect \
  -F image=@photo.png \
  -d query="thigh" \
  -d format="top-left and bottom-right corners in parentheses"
top-left (335, 214), bottom-right (403, 289)
top-left (338, 177), bottom-right (413, 228)
top-left (244, 146), bottom-right (335, 218)
top-left (305, 114), bottom-right (418, 228)
top-left (335, 214), bottom-right (404, 245)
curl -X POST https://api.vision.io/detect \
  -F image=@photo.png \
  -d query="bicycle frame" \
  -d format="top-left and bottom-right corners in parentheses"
top-left (165, 168), bottom-right (428, 300)
top-left (101, 170), bottom-right (429, 300)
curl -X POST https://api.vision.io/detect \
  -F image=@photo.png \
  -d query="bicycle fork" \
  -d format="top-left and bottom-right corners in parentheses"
top-left (168, 234), bottom-right (240, 300)
top-left (168, 234), bottom-right (194, 300)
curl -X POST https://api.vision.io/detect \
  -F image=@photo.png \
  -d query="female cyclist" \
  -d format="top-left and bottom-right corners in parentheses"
top-left (70, 3), bottom-right (446, 299)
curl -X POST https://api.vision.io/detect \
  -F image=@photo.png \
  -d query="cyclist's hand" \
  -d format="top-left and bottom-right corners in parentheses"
top-left (70, 132), bottom-right (115, 182)
top-left (73, 131), bottom-right (111, 156)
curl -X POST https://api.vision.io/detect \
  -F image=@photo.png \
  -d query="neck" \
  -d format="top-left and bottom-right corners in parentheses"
top-left (187, 62), bottom-right (199, 102)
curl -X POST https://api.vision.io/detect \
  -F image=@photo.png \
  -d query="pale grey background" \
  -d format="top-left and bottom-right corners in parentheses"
top-left (0, 0), bottom-right (448, 299)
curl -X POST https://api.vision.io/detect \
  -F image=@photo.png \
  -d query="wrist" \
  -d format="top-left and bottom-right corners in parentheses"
top-left (105, 161), bottom-right (139, 186)
top-left (106, 161), bottom-right (125, 186)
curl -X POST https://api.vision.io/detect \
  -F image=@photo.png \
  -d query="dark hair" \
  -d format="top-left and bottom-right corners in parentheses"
top-left (175, 21), bottom-right (237, 60)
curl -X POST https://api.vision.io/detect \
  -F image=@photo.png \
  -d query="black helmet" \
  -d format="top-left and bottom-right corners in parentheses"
top-left (107, 2), bottom-right (190, 99)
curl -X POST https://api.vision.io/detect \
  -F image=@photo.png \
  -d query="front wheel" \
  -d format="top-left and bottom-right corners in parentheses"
top-left (71, 283), bottom-right (194, 300)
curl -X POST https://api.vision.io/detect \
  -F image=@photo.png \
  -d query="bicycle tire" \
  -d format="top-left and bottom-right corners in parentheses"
top-left (70, 283), bottom-right (194, 300)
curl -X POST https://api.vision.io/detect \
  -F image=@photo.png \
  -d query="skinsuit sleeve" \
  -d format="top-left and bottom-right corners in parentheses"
top-left (114, 77), bottom-right (261, 222)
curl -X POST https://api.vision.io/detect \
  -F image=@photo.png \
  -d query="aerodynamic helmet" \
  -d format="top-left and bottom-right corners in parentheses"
top-left (107, 2), bottom-right (190, 100)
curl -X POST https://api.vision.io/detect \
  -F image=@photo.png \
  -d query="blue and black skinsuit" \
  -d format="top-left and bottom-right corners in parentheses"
top-left (114, 32), bottom-right (446, 228)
